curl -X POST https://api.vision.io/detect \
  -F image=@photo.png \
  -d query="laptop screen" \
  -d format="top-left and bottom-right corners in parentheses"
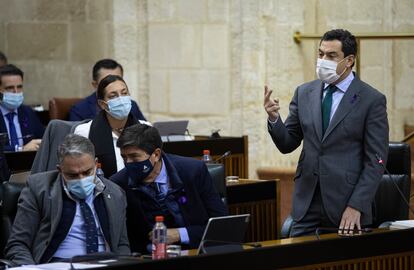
top-left (153, 120), bottom-right (189, 142)
top-left (197, 214), bottom-right (250, 255)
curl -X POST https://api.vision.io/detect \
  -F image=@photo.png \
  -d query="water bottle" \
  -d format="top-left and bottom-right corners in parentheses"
top-left (152, 216), bottom-right (167, 259)
top-left (96, 162), bottom-right (105, 179)
top-left (202, 149), bottom-right (213, 163)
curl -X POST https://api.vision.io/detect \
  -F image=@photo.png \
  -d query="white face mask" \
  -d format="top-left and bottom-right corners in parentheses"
top-left (316, 58), bottom-right (348, 84)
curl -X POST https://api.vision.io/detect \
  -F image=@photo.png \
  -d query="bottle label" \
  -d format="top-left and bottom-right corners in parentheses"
top-left (152, 243), bottom-right (167, 259)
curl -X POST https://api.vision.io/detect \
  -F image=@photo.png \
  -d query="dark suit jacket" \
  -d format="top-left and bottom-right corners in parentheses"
top-left (5, 170), bottom-right (130, 265)
top-left (110, 153), bottom-right (228, 253)
top-left (268, 74), bottom-right (389, 226)
top-left (68, 92), bottom-right (146, 121)
top-left (0, 105), bottom-right (45, 151)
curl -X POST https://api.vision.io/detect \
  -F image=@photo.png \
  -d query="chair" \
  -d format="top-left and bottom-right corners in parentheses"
top-left (31, 119), bottom-right (85, 174)
top-left (206, 163), bottom-right (227, 205)
top-left (373, 142), bottom-right (411, 227)
top-left (280, 142), bottom-right (412, 238)
top-left (0, 182), bottom-right (25, 258)
top-left (48, 97), bottom-right (82, 120)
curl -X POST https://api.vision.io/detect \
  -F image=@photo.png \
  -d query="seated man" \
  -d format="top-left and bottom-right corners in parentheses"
top-left (69, 59), bottom-right (146, 122)
top-left (0, 64), bottom-right (45, 151)
top-left (110, 124), bottom-right (228, 253)
top-left (5, 134), bottom-right (130, 265)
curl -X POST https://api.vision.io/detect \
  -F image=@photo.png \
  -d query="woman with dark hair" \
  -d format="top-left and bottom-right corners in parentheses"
top-left (74, 74), bottom-right (150, 178)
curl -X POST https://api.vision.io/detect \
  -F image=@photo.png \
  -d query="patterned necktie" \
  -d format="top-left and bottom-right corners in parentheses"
top-left (5, 112), bottom-right (18, 149)
top-left (322, 85), bottom-right (337, 135)
top-left (79, 199), bottom-right (98, 254)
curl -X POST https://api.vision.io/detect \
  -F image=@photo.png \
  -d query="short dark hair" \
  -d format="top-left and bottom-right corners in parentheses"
top-left (92, 59), bottom-right (123, 81)
top-left (320, 29), bottom-right (357, 58)
top-left (117, 124), bottom-right (163, 154)
top-left (96, 74), bottom-right (126, 100)
top-left (58, 134), bottom-right (95, 164)
top-left (0, 64), bottom-right (24, 86)
top-left (0, 51), bottom-right (7, 65)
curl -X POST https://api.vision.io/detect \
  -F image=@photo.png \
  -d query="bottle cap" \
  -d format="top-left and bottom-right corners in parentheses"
top-left (203, 149), bottom-right (210, 155)
top-left (155, 216), bottom-right (164, 222)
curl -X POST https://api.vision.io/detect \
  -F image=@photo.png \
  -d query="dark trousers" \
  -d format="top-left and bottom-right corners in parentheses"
top-left (290, 184), bottom-right (337, 237)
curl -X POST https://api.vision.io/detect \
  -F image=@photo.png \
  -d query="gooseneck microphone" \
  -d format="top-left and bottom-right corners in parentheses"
top-left (214, 151), bottom-right (231, 163)
top-left (375, 154), bottom-right (414, 216)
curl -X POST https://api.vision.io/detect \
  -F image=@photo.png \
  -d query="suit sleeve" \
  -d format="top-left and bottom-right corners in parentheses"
top-left (5, 184), bottom-right (40, 265)
top-left (116, 192), bottom-right (131, 255)
top-left (186, 163), bottom-right (228, 248)
top-left (347, 95), bottom-right (389, 214)
top-left (68, 106), bottom-right (83, 122)
top-left (29, 109), bottom-right (45, 139)
top-left (268, 87), bottom-right (303, 154)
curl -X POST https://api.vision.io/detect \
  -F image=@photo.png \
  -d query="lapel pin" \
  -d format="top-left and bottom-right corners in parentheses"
top-left (350, 94), bottom-right (358, 104)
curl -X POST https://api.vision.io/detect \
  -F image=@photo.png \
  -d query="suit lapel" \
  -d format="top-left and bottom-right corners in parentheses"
top-left (308, 81), bottom-right (324, 142)
top-left (50, 176), bottom-right (63, 236)
top-left (102, 187), bottom-right (117, 250)
top-left (322, 78), bottom-right (362, 142)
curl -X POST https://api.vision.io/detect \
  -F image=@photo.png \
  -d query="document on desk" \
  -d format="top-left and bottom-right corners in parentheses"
top-left (9, 262), bottom-right (107, 270)
top-left (389, 220), bottom-right (414, 229)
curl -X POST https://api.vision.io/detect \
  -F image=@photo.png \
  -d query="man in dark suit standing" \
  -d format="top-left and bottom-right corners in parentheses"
top-left (6, 134), bottom-right (130, 265)
top-left (0, 64), bottom-right (44, 151)
top-left (263, 29), bottom-right (389, 236)
top-left (110, 124), bottom-right (227, 253)
top-left (68, 59), bottom-right (146, 122)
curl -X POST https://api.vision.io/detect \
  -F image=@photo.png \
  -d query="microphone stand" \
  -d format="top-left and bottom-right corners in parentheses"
top-left (375, 154), bottom-right (414, 216)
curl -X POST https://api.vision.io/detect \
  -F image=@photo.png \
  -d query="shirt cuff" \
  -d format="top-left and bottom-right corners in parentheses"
top-left (178, 228), bottom-right (190, 245)
top-left (267, 116), bottom-right (279, 128)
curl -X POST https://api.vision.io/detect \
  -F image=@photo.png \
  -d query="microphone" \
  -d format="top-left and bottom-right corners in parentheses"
top-left (214, 151), bottom-right (231, 163)
top-left (375, 154), bottom-right (414, 216)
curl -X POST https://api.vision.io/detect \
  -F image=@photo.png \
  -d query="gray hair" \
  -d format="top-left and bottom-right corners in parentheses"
top-left (57, 134), bottom-right (95, 164)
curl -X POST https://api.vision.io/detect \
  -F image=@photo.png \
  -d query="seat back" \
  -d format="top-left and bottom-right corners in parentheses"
top-left (31, 119), bottom-right (84, 174)
top-left (49, 97), bottom-right (82, 120)
top-left (206, 163), bottom-right (227, 204)
top-left (0, 182), bottom-right (25, 258)
top-left (373, 142), bottom-right (411, 226)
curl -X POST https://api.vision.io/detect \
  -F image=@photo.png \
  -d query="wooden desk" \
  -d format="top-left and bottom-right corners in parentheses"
top-left (101, 228), bottom-right (414, 270)
top-left (163, 135), bottom-right (248, 178)
top-left (9, 136), bottom-right (249, 179)
top-left (226, 179), bottom-right (280, 241)
top-left (4, 151), bottom-right (37, 174)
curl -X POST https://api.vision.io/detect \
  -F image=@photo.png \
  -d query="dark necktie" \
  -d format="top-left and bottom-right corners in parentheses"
top-left (322, 85), bottom-right (337, 135)
top-left (152, 182), bottom-right (168, 213)
top-left (5, 112), bottom-right (18, 149)
top-left (79, 199), bottom-right (98, 254)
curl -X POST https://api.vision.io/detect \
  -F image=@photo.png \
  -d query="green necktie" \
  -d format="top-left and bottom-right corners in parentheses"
top-left (322, 85), bottom-right (337, 135)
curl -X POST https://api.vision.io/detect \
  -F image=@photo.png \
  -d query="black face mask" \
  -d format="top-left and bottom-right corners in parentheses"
top-left (125, 158), bottom-right (154, 188)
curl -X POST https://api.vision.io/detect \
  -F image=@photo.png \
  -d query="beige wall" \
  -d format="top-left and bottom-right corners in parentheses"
top-left (0, 0), bottom-right (413, 177)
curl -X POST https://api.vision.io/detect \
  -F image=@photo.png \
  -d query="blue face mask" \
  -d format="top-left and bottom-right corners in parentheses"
top-left (125, 158), bottom-right (154, 187)
top-left (2, 92), bottom-right (24, 110)
top-left (106, 96), bottom-right (132, 120)
top-left (66, 174), bottom-right (96, 199)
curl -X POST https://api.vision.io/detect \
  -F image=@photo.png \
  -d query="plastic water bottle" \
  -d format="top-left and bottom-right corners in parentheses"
top-left (96, 162), bottom-right (105, 179)
top-left (202, 149), bottom-right (213, 163)
top-left (152, 216), bottom-right (167, 259)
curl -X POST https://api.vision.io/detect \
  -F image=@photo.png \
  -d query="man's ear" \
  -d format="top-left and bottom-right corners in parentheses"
top-left (346, 55), bottom-right (355, 68)
top-left (56, 164), bottom-right (62, 173)
top-left (92, 80), bottom-right (98, 90)
top-left (153, 148), bottom-right (162, 162)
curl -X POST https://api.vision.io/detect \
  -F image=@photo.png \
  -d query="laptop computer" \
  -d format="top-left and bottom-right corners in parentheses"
top-left (153, 120), bottom-right (190, 142)
top-left (197, 214), bottom-right (250, 255)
